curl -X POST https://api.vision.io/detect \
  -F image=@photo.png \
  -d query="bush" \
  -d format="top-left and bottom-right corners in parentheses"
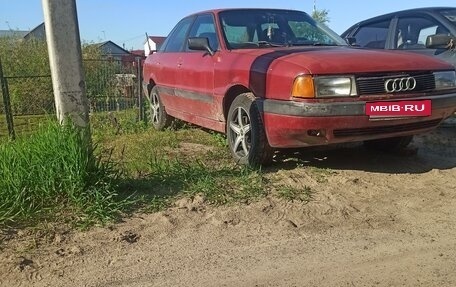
top-left (0, 37), bottom-right (53, 115)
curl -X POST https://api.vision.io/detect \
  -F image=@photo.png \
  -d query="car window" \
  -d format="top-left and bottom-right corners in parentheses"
top-left (224, 25), bottom-right (258, 43)
top-left (187, 14), bottom-right (219, 51)
top-left (163, 16), bottom-right (194, 53)
top-left (395, 16), bottom-right (443, 49)
top-left (288, 21), bottom-right (336, 44)
top-left (219, 9), bottom-right (345, 49)
top-left (351, 20), bottom-right (390, 48)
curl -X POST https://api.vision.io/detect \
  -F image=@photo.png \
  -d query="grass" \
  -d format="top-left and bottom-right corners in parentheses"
top-left (90, 109), bottom-right (146, 139)
top-left (306, 166), bottom-right (337, 183)
top-left (0, 120), bottom-right (128, 227)
top-left (0, 109), bottom-right (317, 228)
top-left (0, 114), bottom-right (54, 138)
top-left (107, 125), bottom-right (267, 212)
top-left (88, 109), bottom-right (272, 212)
top-left (144, 157), bottom-right (265, 205)
top-left (277, 186), bottom-right (313, 202)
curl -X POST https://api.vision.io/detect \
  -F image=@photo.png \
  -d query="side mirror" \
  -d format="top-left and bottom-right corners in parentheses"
top-left (426, 34), bottom-right (455, 49)
top-left (188, 37), bottom-right (214, 56)
top-left (345, 37), bottom-right (357, 46)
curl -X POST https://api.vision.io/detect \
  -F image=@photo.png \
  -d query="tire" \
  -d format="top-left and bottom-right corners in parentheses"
top-left (363, 135), bottom-right (413, 152)
top-left (148, 86), bottom-right (173, 130)
top-left (227, 93), bottom-right (273, 167)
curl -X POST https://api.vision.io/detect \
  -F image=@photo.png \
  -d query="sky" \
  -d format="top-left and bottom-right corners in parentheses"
top-left (0, 0), bottom-right (455, 50)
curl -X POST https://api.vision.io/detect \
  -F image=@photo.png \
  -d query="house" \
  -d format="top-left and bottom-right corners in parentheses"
top-left (130, 50), bottom-right (145, 57)
top-left (0, 30), bottom-right (28, 39)
top-left (144, 36), bottom-right (166, 56)
top-left (125, 49), bottom-right (146, 64)
top-left (89, 40), bottom-right (131, 60)
top-left (0, 23), bottom-right (46, 41)
top-left (23, 23), bottom-right (46, 41)
top-left (121, 49), bottom-right (146, 68)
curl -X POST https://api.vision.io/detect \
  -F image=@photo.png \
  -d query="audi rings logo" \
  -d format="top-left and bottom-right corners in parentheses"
top-left (384, 77), bottom-right (417, 93)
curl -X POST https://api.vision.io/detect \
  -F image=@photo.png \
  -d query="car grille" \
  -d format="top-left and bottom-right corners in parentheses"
top-left (356, 73), bottom-right (435, 95)
top-left (333, 119), bottom-right (442, 138)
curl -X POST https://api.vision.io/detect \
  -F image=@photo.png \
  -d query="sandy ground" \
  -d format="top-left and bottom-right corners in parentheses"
top-left (1, 126), bottom-right (455, 287)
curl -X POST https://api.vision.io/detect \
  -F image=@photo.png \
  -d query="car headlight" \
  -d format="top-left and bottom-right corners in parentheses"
top-left (434, 71), bottom-right (456, 90)
top-left (292, 75), bottom-right (358, 98)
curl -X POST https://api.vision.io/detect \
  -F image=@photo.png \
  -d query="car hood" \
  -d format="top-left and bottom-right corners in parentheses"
top-left (234, 46), bottom-right (453, 74)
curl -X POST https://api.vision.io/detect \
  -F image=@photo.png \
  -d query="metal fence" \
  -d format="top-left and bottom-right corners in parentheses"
top-left (0, 56), bottom-right (145, 138)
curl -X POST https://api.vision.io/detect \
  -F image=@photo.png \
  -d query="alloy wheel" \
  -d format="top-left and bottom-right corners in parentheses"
top-left (150, 91), bottom-right (160, 125)
top-left (228, 106), bottom-right (252, 157)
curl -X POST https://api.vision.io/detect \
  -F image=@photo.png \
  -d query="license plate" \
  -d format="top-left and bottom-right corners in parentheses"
top-left (366, 100), bottom-right (431, 118)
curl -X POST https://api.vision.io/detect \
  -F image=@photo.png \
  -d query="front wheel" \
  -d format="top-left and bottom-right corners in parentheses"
top-left (148, 86), bottom-right (173, 130)
top-left (227, 93), bottom-right (273, 167)
top-left (363, 135), bottom-right (414, 152)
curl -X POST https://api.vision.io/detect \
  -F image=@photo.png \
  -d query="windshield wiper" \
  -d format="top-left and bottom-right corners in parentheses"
top-left (312, 42), bottom-right (339, 46)
top-left (238, 41), bottom-right (285, 48)
top-left (257, 41), bottom-right (286, 47)
top-left (292, 42), bottom-right (339, 47)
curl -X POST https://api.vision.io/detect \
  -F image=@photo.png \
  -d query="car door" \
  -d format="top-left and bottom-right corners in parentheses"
top-left (154, 16), bottom-right (194, 108)
top-left (391, 13), bottom-right (456, 67)
top-left (173, 13), bottom-right (221, 126)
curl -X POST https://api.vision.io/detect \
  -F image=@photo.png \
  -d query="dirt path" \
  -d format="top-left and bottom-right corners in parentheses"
top-left (1, 127), bottom-right (455, 287)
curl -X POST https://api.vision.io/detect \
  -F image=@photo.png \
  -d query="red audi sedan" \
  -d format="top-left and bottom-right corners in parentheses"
top-left (143, 8), bottom-right (456, 166)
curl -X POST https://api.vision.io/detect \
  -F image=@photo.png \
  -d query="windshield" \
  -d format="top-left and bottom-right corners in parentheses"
top-left (218, 9), bottom-right (347, 49)
top-left (440, 9), bottom-right (456, 25)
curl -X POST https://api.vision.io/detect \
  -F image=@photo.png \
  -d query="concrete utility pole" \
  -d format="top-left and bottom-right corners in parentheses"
top-left (42, 0), bottom-right (90, 130)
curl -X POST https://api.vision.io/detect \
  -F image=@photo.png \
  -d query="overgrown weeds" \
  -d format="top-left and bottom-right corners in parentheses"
top-left (0, 121), bottom-right (127, 227)
top-left (107, 123), bottom-right (268, 212)
top-left (144, 157), bottom-right (266, 205)
top-left (0, 114), bottom-right (318, 229)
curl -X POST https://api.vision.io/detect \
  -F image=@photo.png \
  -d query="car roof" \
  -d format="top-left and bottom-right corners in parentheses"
top-left (186, 8), bottom-right (304, 17)
top-left (341, 7), bottom-right (455, 37)
top-left (355, 7), bottom-right (453, 24)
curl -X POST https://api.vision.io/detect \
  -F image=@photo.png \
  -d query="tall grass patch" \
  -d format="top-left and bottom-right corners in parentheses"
top-left (101, 124), bottom-right (269, 211)
top-left (0, 121), bottom-right (124, 226)
top-left (145, 157), bottom-right (266, 205)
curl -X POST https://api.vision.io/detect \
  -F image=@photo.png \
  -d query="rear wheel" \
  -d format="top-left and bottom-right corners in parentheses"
top-left (363, 135), bottom-right (414, 151)
top-left (148, 86), bottom-right (173, 130)
top-left (227, 93), bottom-right (273, 167)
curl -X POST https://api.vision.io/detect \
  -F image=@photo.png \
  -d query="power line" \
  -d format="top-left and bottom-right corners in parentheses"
top-left (119, 34), bottom-right (145, 43)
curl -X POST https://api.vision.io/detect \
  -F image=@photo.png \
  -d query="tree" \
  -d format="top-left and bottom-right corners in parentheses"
top-left (312, 9), bottom-right (330, 24)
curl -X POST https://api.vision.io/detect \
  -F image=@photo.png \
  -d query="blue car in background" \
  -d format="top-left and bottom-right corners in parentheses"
top-left (341, 7), bottom-right (456, 67)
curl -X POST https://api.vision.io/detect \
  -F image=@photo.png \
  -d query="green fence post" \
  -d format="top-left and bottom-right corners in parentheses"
top-left (0, 58), bottom-right (15, 140)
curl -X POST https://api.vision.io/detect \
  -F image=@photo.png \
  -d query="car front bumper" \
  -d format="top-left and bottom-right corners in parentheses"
top-left (259, 93), bottom-right (456, 148)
